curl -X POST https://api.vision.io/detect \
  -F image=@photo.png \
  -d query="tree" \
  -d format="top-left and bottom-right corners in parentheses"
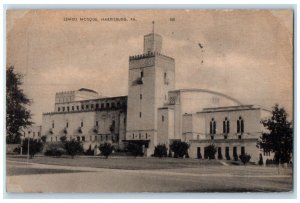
top-left (257, 104), bottom-right (293, 164)
top-left (239, 153), bottom-right (251, 165)
top-left (170, 141), bottom-right (189, 158)
top-left (64, 139), bottom-right (83, 158)
top-left (21, 138), bottom-right (43, 158)
top-left (154, 144), bottom-right (168, 158)
top-left (99, 143), bottom-right (113, 158)
top-left (205, 144), bottom-right (217, 160)
top-left (6, 66), bottom-right (33, 144)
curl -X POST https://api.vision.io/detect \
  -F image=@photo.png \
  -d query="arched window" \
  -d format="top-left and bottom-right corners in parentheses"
top-left (223, 117), bottom-right (230, 134)
top-left (210, 118), bottom-right (216, 135)
top-left (237, 116), bottom-right (244, 133)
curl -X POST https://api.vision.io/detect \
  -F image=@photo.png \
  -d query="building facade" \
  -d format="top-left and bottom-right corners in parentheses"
top-left (31, 30), bottom-right (271, 163)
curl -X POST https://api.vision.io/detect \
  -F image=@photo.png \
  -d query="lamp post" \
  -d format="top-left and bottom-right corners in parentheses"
top-left (27, 131), bottom-right (31, 163)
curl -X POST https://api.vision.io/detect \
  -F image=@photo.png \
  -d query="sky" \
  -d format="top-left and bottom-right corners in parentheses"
top-left (6, 10), bottom-right (293, 125)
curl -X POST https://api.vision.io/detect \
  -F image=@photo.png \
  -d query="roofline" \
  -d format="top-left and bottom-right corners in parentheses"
top-left (168, 88), bottom-right (243, 105)
top-left (55, 95), bottom-right (128, 104)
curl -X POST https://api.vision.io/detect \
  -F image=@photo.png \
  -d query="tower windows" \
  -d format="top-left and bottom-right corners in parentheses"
top-left (72, 106), bottom-right (74, 111)
top-left (140, 94), bottom-right (142, 100)
top-left (66, 122), bottom-right (69, 128)
top-left (139, 112), bottom-right (142, 118)
top-left (141, 71), bottom-right (144, 78)
top-left (63, 107), bottom-right (65, 112)
top-left (81, 121), bottom-right (83, 127)
top-left (96, 121), bottom-right (98, 127)
top-left (77, 106), bottom-right (79, 110)
top-left (209, 118), bottom-right (216, 135)
top-left (67, 106), bottom-right (69, 111)
top-left (162, 115), bottom-right (164, 122)
top-left (223, 117), bottom-right (230, 134)
top-left (52, 121), bottom-right (54, 128)
top-left (58, 107), bottom-right (60, 112)
top-left (237, 116), bottom-right (244, 133)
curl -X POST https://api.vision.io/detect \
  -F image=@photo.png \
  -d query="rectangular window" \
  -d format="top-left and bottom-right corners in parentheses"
top-left (101, 103), bottom-right (104, 108)
top-left (81, 105), bottom-right (84, 110)
top-left (63, 107), bottom-right (65, 111)
top-left (140, 94), bottom-right (142, 100)
top-left (86, 104), bottom-right (89, 109)
top-left (96, 103), bottom-right (99, 109)
top-left (139, 133), bottom-right (141, 139)
top-left (58, 107), bottom-right (60, 112)
top-left (241, 146), bottom-right (245, 155)
top-left (38, 132), bottom-right (40, 137)
top-left (197, 147), bottom-right (201, 159)
top-left (164, 72), bottom-right (167, 79)
top-left (72, 106), bottom-right (74, 111)
top-left (117, 102), bottom-right (120, 107)
top-left (106, 103), bottom-right (110, 108)
top-left (112, 103), bottom-right (115, 108)
top-left (139, 112), bottom-right (142, 118)
top-left (162, 115), bottom-right (164, 122)
top-left (82, 136), bottom-right (85, 142)
top-left (141, 71), bottom-right (144, 78)
top-left (52, 122), bottom-right (54, 128)
top-left (77, 106), bottom-right (79, 110)
top-left (66, 122), bottom-right (69, 128)
top-left (96, 121), bottom-right (98, 127)
top-left (81, 121), bottom-right (83, 127)
top-left (67, 106), bottom-right (69, 111)
top-left (91, 104), bottom-right (94, 109)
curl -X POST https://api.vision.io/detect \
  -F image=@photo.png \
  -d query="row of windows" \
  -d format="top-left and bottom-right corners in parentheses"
top-left (57, 101), bottom-right (124, 112)
top-left (209, 116), bottom-right (245, 135)
top-left (51, 120), bottom-right (113, 128)
top-left (197, 146), bottom-right (246, 159)
top-left (23, 132), bottom-right (41, 137)
top-left (49, 135), bottom-right (118, 142)
top-left (131, 133), bottom-right (150, 139)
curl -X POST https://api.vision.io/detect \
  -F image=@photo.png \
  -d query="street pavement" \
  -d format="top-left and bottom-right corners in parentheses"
top-left (6, 160), bottom-right (293, 193)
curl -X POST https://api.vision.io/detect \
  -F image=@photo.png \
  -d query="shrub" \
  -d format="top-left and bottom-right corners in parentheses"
top-left (239, 153), bottom-right (251, 165)
top-left (127, 142), bottom-right (144, 157)
top-left (258, 153), bottom-right (264, 166)
top-left (44, 147), bottom-right (64, 157)
top-left (64, 139), bottom-right (83, 158)
top-left (170, 141), bottom-right (189, 158)
top-left (60, 135), bottom-right (67, 143)
top-left (41, 135), bottom-right (47, 143)
top-left (205, 145), bottom-right (217, 160)
top-left (99, 143), bottom-right (113, 158)
top-left (21, 138), bottom-right (43, 158)
top-left (13, 146), bottom-right (21, 154)
top-left (84, 145), bottom-right (94, 156)
top-left (154, 144), bottom-right (168, 158)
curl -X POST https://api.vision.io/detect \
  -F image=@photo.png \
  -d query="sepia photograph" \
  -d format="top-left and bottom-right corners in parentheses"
top-left (5, 9), bottom-right (294, 193)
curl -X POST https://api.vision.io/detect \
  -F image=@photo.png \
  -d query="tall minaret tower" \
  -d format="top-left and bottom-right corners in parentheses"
top-left (126, 23), bottom-right (175, 155)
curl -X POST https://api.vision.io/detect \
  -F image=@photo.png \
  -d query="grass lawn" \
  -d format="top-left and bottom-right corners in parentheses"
top-left (7, 155), bottom-right (223, 170)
